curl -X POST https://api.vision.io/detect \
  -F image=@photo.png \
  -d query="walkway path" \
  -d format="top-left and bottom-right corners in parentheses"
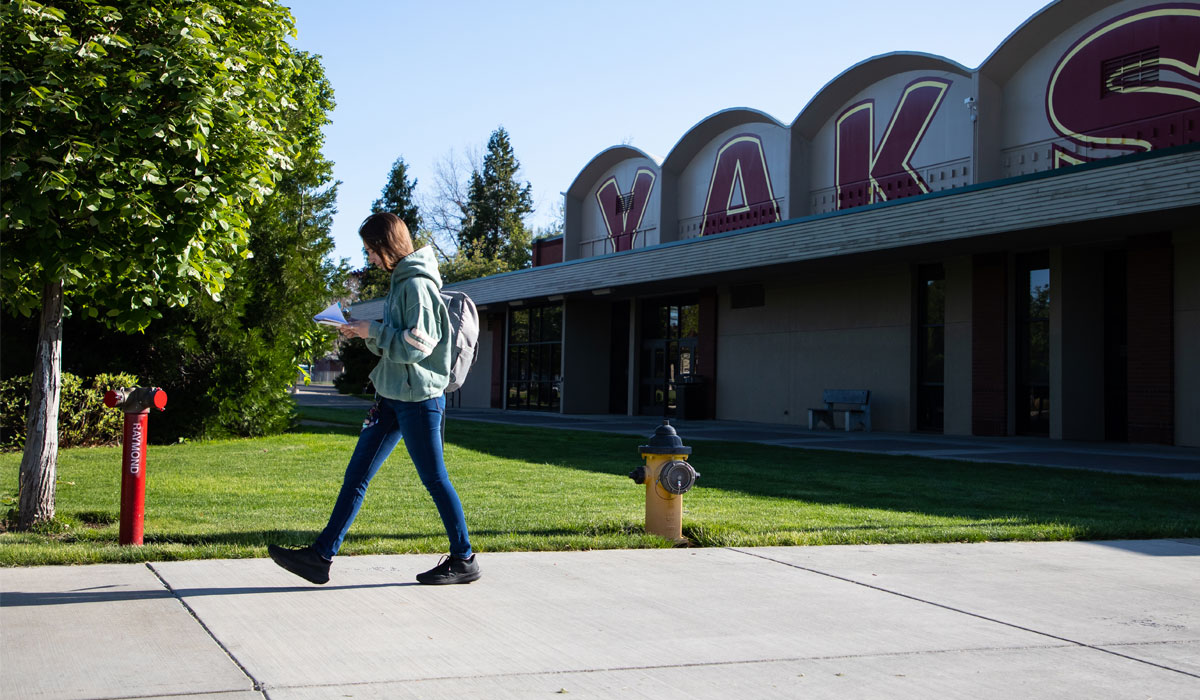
top-left (3, 387), bottom-right (1197, 697)
top-left (4, 541), bottom-right (1199, 699)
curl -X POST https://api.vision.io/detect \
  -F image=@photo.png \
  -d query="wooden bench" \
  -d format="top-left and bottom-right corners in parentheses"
top-left (808, 390), bottom-right (871, 432)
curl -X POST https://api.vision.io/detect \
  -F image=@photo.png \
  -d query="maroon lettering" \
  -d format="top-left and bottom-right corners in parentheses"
top-left (700, 134), bottom-right (780, 236)
top-left (1047, 4), bottom-right (1200, 160)
top-left (835, 101), bottom-right (875, 209)
top-left (595, 168), bottom-right (656, 252)
top-left (836, 78), bottom-right (951, 210)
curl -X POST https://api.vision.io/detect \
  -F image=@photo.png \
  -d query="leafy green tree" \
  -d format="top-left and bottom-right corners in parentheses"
top-left (453, 127), bottom-right (534, 280)
top-left (0, 50), bottom-right (344, 440)
top-left (136, 50), bottom-right (344, 440)
top-left (0, 0), bottom-right (314, 527)
top-left (351, 265), bottom-right (390, 303)
top-left (440, 248), bottom-right (513, 284)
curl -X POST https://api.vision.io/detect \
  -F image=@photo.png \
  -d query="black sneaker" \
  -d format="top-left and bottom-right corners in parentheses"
top-left (268, 544), bottom-right (330, 585)
top-left (416, 554), bottom-right (481, 585)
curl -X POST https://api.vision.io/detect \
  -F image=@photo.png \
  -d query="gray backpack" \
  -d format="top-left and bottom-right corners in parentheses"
top-left (440, 289), bottom-right (480, 393)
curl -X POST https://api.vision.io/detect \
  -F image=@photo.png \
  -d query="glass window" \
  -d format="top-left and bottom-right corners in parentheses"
top-left (510, 309), bottom-right (529, 344)
top-left (506, 303), bottom-right (562, 412)
top-left (922, 326), bottom-right (944, 382)
top-left (680, 305), bottom-right (699, 338)
top-left (916, 264), bottom-right (945, 432)
top-left (1017, 254), bottom-right (1050, 436)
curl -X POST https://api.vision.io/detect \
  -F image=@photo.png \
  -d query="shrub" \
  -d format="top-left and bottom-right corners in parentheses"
top-left (333, 338), bottom-right (376, 395)
top-left (0, 372), bottom-right (139, 451)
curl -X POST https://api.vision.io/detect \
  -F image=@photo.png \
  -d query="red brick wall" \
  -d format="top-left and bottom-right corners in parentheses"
top-left (1126, 236), bottom-right (1174, 444)
top-left (972, 253), bottom-right (1008, 436)
top-left (532, 237), bottom-right (563, 267)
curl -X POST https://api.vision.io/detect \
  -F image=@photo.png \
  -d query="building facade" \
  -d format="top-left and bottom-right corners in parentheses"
top-left (369, 1), bottom-right (1200, 446)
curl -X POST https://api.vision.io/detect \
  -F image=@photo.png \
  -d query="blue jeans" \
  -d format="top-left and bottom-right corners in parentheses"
top-left (314, 395), bottom-right (472, 560)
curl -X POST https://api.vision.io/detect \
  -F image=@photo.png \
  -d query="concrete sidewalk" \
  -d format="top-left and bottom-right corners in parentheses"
top-left (4, 541), bottom-right (1199, 699)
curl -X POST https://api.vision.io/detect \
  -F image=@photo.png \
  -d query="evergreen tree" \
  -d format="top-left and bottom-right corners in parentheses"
top-left (455, 127), bottom-right (534, 276)
top-left (357, 156), bottom-right (423, 299)
top-left (371, 156), bottom-right (423, 241)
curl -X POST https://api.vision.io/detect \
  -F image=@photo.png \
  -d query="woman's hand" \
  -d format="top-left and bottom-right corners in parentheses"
top-left (339, 320), bottom-right (372, 340)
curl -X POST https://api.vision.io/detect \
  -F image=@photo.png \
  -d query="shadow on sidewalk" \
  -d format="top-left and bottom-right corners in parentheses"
top-left (1, 581), bottom-right (420, 608)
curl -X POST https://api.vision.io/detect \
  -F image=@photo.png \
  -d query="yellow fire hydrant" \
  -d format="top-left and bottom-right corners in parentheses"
top-left (629, 421), bottom-right (700, 543)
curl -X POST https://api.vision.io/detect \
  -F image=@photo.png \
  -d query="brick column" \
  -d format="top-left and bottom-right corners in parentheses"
top-left (972, 253), bottom-right (1008, 436)
top-left (1126, 236), bottom-right (1174, 444)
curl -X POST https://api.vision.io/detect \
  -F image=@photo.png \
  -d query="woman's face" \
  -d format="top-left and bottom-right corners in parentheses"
top-left (365, 245), bottom-right (384, 269)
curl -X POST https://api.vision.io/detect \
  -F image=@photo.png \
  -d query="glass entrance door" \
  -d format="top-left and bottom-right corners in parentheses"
top-left (638, 300), bottom-right (698, 417)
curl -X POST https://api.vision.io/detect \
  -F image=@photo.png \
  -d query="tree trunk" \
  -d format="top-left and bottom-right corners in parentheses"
top-left (18, 279), bottom-right (64, 529)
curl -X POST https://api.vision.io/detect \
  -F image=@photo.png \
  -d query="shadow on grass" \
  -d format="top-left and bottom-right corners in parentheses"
top-left (435, 419), bottom-right (1200, 542)
top-left (280, 415), bottom-right (1200, 543)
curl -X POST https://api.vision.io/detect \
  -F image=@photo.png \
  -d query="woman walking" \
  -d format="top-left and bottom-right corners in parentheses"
top-left (269, 212), bottom-right (479, 585)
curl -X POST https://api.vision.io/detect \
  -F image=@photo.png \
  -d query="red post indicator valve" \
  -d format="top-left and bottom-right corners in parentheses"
top-left (102, 386), bottom-right (167, 545)
top-left (104, 386), bottom-right (168, 413)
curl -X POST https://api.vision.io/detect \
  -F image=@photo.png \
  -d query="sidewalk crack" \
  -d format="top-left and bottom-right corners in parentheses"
top-left (145, 562), bottom-right (270, 699)
top-left (726, 547), bottom-right (1200, 680)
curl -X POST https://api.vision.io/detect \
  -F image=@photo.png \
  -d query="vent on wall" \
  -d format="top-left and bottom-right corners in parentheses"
top-left (616, 192), bottom-right (634, 214)
top-left (1101, 47), bottom-right (1158, 97)
top-left (730, 283), bottom-right (765, 309)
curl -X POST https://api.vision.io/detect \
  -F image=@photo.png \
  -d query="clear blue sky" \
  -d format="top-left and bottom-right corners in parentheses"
top-left (283, 0), bottom-right (1052, 267)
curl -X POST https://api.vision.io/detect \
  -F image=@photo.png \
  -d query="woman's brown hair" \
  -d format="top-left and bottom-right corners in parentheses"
top-left (358, 212), bottom-right (414, 271)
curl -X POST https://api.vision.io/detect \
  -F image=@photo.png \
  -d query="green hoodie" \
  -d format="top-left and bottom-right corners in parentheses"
top-left (364, 246), bottom-right (452, 401)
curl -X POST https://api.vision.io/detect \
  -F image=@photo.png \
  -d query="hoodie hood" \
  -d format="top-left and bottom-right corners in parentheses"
top-left (389, 246), bottom-right (442, 289)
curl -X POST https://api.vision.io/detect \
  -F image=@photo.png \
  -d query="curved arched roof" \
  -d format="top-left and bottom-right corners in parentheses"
top-left (790, 51), bottom-right (971, 140)
top-left (566, 145), bottom-right (660, 199)
top-left (661, 108), bottom-right (786, 175)
top-left (979, 0), bottom-right (1122, 82)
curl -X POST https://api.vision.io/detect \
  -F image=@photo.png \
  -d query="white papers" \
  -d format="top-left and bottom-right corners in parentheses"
top-left (313, 302), bottom-right (348, 326)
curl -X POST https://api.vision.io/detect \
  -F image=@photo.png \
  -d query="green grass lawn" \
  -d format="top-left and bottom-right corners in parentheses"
top-left (2, 405), bottom-right (1198, 566)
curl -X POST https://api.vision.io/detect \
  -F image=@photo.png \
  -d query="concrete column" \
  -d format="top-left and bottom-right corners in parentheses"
top-left (457, 311), bottom-right (499, 410)
top-left (1174, 230), bottom-right (1200, 447)
top-left (627, 302), bottom-right (637, 416)
top-left (697, 287), bottom-right (718, 420)
top-left (944, 257), bottom-right (973, 436)
top-left (1053, 247), bottom-right (1105, 441)
top-left (972, 253), bottom-right (1008, 436)
top-left (561, 299), bottom-right (612, 414)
